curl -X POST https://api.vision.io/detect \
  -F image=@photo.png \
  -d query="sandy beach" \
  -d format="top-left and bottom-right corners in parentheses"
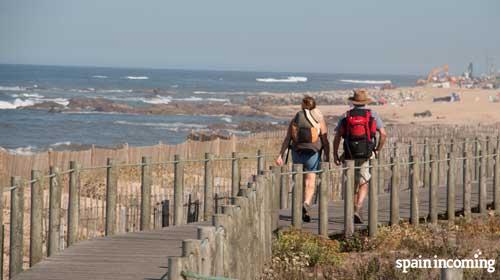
top-left (264, 87), bottom-right (500, 126)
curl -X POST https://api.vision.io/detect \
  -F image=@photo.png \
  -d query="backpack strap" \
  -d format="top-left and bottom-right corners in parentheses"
top-left (365, 110), bottom-right (372, 142)
top-left (344, 111), bottom-right (351, 138)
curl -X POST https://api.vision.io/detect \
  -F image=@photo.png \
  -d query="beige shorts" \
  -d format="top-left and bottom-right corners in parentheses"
top-left (354, 159), bottom-right (371, 187)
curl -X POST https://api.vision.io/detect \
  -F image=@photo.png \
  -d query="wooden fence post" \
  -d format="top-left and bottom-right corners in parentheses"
top-left (106, 158), bottom-right (117, 235)
top-left (141, 156), bottom-right (152, 230)
top-left (48, 166), bottom-right (61, 256)
top-left (271, 166), bottom-right (281, 231)
top-left (344, 160), bottom-right (355, 237)
top-left (410, 154), bottom-right (420, 225)
top-left (369, 158), bottom-right (378, 237)
top-left (447, 153), bottom-right (456, 223)
top-left (67, 161), bottom-right (80, 247)
top-left (494, 148), bottom-right (500, 215)
top-left (319, 162), bottom-right (329, 237)
top-left (390, 150), bottom-right (400, 226)
top-left (204, 153), bottom-right (214, 220)
top-left (174, 154), bottom-right (184, 225)
top-left (9, 176), bottom-right (24, 278)
top-left (479, 150), bottom-right (487, 215)
top-left (429, 154), bottom-right (438, 224)
top-left (291, 164), bottom-right (303, 229)
top-left (423, 138), bottom-right (430, 188)
top-left (377, 153), bottom-right (383, 194)
top-left (474, 137), bottom-right (480, 181)
top-left (440, 268), bottom-right (463, 280)
top-left (29, 170), bottom-right (43, 268)
top-left (438, 138), bottom-right (444, 186)
top-left (486, 136), bottom-right (491, 178)
top-left (231, 152), bottom-right (240, 197)
top-left (280, 166), bottom-right (288, 209)
top-left (463, 151), bottom-right (472, 222)
top-left (257, 149), bottom-right (265, 175)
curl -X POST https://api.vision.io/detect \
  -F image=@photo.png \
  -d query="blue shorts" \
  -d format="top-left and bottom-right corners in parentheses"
top-left (292, 149), bottom-right (321, 171)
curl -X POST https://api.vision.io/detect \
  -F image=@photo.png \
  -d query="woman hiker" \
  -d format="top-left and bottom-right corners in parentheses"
top-left (276, 96), bottom-right (330, 222)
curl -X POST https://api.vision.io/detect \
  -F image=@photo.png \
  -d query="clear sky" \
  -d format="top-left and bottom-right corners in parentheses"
top-left (1, 0), bottom-right (499, 75)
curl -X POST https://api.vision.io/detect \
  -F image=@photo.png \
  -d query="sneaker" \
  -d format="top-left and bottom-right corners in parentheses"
top-left (302, 206), bottom-right (311, 223)
top-left (354, 212), bottom-right (363, 224)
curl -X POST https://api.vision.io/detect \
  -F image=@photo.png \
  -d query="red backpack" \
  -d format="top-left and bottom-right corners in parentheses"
top-left (342, 108), bottom-right (377, 159)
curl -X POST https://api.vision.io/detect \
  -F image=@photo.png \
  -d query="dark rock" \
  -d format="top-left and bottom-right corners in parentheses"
top-left (413, 110), bottom-right (432, 118)
top-left (21, 101), bottom-right (65, 111)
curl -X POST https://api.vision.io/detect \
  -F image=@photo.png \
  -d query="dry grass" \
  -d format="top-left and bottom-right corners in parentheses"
top-left (262, 215), bottom-right (500, 280)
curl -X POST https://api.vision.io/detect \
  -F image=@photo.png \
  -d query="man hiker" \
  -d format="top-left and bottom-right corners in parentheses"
top-left (333, 89), bottom-right (387, 224)
top-left (276, 96), bottom-right (330, 222)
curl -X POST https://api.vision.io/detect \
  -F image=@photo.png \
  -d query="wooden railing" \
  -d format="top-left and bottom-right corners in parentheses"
top-left (1, 151), bottom-right (271, 279)
top-left (171, 136), bottom-right (500, 280)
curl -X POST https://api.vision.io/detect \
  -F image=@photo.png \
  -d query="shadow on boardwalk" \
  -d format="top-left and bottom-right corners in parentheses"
top-left (13, 223), bottom-right (208, 280)
top-left (14, 181), bottom-right (494, 280)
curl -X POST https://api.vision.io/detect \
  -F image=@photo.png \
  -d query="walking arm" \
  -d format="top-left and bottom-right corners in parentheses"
top-left (376, 127), bottom-right (387, 152)
top-left (333, 133), bottom-right (342, 165)
top-left (276, 121), bottom-right (293, 166)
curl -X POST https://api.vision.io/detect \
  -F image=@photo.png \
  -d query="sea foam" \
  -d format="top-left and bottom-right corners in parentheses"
top-left (0, 99), bottom-right (37, 109)
top-left (114, 121), bottom-right (207, 131)
top-left (124, 76), bottom-right (149, 80)
top-left (256, 76), bottom-right (308, 83)
top-left (92, 75), bottom-right (108, 79)
top-left (7, 146), bottom-right (36, 155)
top-left (0, 95), bottom-right (69, 109)
top-left (141, 95), bottom-right (172, 104)
top-left (0, 86), bottom-right (26, 91)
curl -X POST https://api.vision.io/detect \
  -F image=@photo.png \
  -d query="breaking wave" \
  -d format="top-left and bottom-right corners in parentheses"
top-left (124, 76), bottom-right (149, 80)
top-left (141, 95), bottom-right (172, 104)
top-left (113, 121), bottom-right (207, 131)
top-left (0, 86), bottom-right (26, 91)
top-left (99, 89), bottom-right (133, 93)
top-left (0, 94), bottom-right (69, 109)
top-left (11, 93), bottom-right (44, 98)
top-left (92, 75), bottom-right (108, 79)
top-left (256, 76), bottom-right (308, 83)
top-left (0, 99), bottom-right (37, 109)
top-left (339, 79), bottom-right (392, 84)
top-left (221, 116), bottom-right (232, 123)
top-left (51, 141), bottom-right (72, 147)
top-left (7, 146), bottom-right (36, 155)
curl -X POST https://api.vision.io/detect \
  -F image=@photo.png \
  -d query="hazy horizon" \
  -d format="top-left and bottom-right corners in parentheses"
top-left (0, 62), bottom-right (424, 77)
top-left (1, 0), bottom-right (499, 76)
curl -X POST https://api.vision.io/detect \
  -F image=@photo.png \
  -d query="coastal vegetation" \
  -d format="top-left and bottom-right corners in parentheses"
top-left (262, 214), bottom-right (500, 279)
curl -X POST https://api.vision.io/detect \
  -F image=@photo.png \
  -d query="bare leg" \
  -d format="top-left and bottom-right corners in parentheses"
top-left (303, 173), bottom-right (316, 206)
top-left (355, 182), bottom-right (368, 213)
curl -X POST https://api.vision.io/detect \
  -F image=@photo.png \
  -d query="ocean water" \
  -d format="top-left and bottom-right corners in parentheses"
top-left (0, 64), bottom-right (419, 153)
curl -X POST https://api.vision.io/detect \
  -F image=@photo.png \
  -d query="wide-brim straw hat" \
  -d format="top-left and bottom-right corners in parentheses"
top-left (348, 89), bottom-right (373, 105)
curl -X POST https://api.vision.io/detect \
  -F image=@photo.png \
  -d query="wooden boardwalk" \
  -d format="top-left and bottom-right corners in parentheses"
top-left (279, 182), bottom-right (495, 234)
top-left (13, 223), bottom-right (208, 280)
top-left (13, 182), bottom-right (494, 280)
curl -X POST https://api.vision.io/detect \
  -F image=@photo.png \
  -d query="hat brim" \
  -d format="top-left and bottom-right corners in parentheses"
top-left (348, 97), bottom-right (373, 105)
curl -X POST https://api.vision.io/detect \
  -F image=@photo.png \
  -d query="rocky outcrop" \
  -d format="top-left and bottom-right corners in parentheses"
top-left (67, 98), bottom-right (140, 113)
top-left (23, 97), bottom-right (269, 117)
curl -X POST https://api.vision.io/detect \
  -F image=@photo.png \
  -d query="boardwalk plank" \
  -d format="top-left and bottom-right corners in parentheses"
top-left (14, 181), bottom-right (495, 280)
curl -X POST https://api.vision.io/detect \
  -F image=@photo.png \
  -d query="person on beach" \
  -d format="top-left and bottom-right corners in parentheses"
top-left (276, 96), bottom-right (330, 222)
top-left (333, 89), bottom-right (387, 224)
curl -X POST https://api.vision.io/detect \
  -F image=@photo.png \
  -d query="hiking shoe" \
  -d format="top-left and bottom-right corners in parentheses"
top-left (354, 212), bottom-right (363, 224)
top-left (302, 206), bottom-right (311, 223)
